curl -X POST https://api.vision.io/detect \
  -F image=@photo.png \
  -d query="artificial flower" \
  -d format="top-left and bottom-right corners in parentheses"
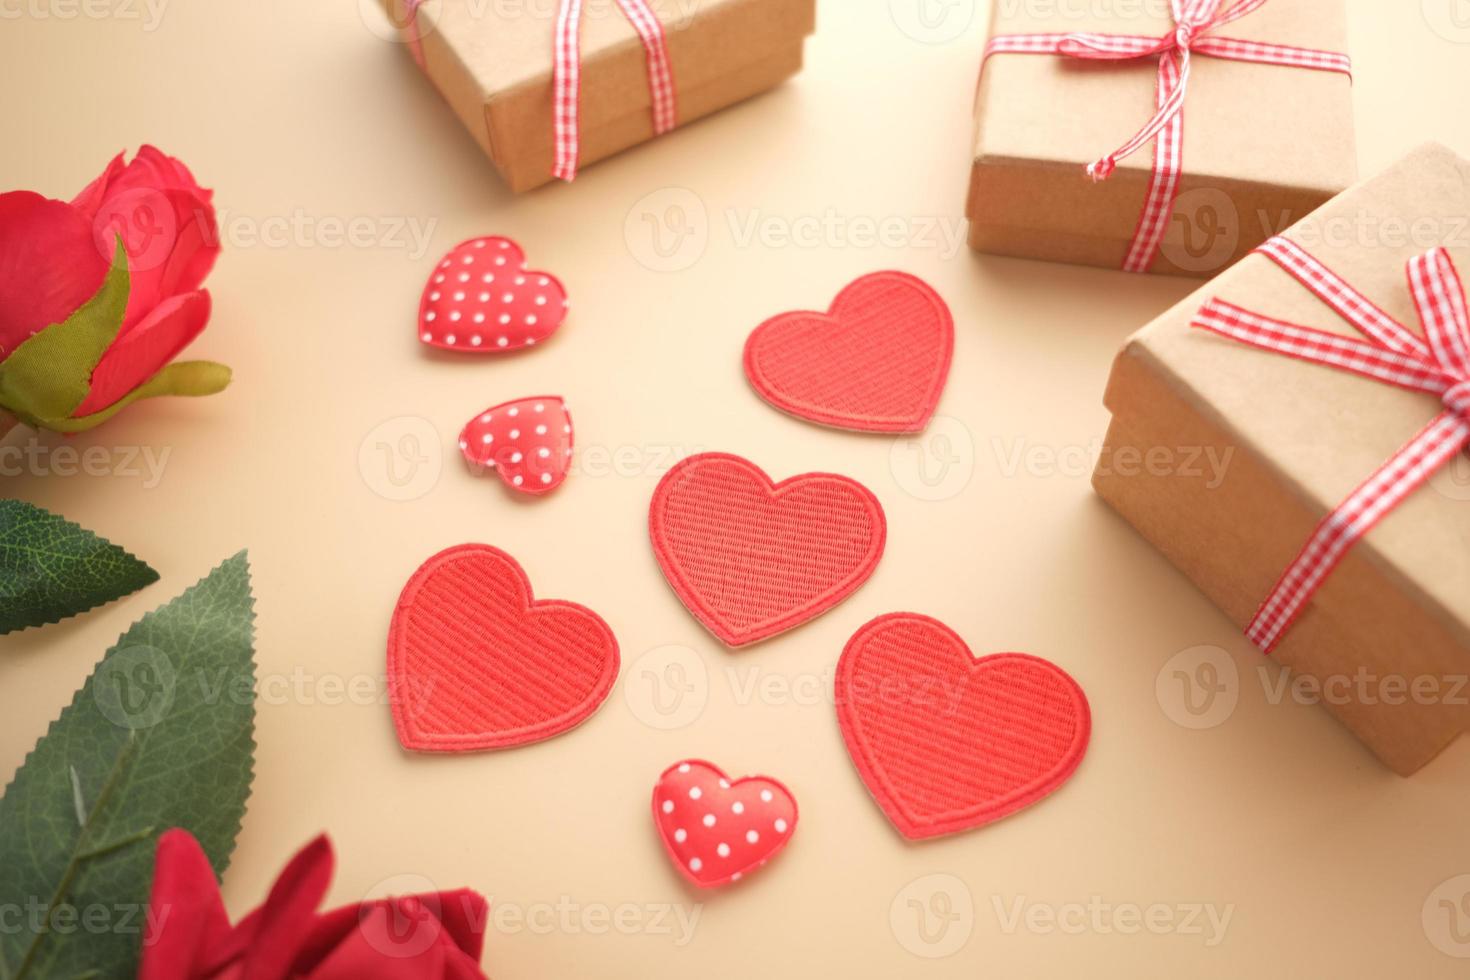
top-left (139, 830), bottom-right (489, 980)
top-left (0, 146), bottom-right (229, 433)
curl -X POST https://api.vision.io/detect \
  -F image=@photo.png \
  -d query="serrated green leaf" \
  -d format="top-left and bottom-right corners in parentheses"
top-left (0, 552), bottom-right (257, 980)
top-left (0, 241), bottom-right (130, 427)
top-left (0, 500), bottom-right (159, 635)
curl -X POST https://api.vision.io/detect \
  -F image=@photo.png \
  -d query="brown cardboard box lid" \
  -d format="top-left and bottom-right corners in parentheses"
top-left (416, 0), bottom-right (815, 109)
top-left (1114, 143), bottom-right (1470, 643)
top-left (973, 0), bottom-right (1355, 194)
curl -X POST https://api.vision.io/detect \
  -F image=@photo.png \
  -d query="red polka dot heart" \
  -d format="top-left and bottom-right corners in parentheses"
top-left (459, 396), bottom-right (573, 496)
top-left (652, 760), bottom-right (798, 889)
top-left (418, 236), bottom-right (568, 353)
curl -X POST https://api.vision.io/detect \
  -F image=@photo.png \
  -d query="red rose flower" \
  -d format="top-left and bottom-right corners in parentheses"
top-left (140, 830), bottom-right (490, 980)
top-left (0, 146), bottom-right (230, 432)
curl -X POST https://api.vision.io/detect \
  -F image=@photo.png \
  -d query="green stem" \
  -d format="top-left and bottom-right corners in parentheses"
top-left (12, 733), bottom-right (141, 980)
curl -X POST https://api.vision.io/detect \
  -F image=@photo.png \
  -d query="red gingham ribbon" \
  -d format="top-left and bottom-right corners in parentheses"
top-left (983, 0), bottom-right (1351, 273)
top-left (400, 0), bottom-right (428, 70)
top-left (1192, 237), bottom-right (1470, 652)
top-left (554, 0), bottom-right (678, 182)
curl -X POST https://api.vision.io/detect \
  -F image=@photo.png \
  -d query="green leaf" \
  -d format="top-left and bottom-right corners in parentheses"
top-left (0, 241), bottom-right (130, 427)
top-left (0, 553), bottom-right (257, 980)
top-left (0, 501), bottom-right (159, 635)
top-left (39, 361), bottom-right (233, 434)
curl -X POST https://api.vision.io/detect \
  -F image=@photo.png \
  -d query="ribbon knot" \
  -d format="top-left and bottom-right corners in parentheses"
top-left (983, 0), bottom-right (1352, 272)
top-left (1173, 20), bottom-right (1206, 50)
top-left (1192, 238), bottom-right (1470, 653)
top-left (1445, 380), bottom-right (1470, 420)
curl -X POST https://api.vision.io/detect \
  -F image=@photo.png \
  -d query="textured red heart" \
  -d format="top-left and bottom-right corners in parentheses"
top-left (652, 760), bottom-right (798, 889)
top-left (387, 544), bottom-right (618, 752)
top-left (418, 236), bottom-right (568, 353)
top-left (836, 613), bottom-right (1090, 840)
top-left (743, 271), bottom-right (954, 433)
top-left (459, 396), bottom-right (573, 495)
top-left (649, 453), bottom-right (886, 647)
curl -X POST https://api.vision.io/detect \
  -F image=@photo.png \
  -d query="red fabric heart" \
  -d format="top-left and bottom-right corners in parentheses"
top-left (652, 760), bottom-right (798, 889)
top-left (459, 396), bottom-right (573, 495)
top-left (648, 453), bottom-right (886, 647)
top-left (418, 237), bottom-right (567, 353)
top-left (387, 544), bottom-right (619, 752)
top-left (743, 271), bottom-right (954, 433)
top-left (836, 613), bottom-right (1090, 840)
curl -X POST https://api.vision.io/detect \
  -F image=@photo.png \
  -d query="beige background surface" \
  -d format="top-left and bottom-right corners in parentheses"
top-left (3, 0), bottom-right (1470, 976)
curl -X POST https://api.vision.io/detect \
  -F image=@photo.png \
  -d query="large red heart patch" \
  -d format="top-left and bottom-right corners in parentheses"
top-left (418, 236), bottom-right (567, 353)
top-left (743, 271), bottom-right (954, 433)
top-left (648, 453), bottom-right (886, 647)
top-left (387, 544), bottom-right (619, 752)
top-left (652, 760), bottom-right (798, 889)
top-left (836, 613), bottom-right (1090, 840)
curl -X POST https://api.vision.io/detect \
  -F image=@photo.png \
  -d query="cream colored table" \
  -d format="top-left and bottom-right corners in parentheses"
top-left (3, 1), bottom-right (1470, 976)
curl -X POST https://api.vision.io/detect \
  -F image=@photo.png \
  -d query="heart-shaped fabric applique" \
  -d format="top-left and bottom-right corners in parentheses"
top-left (418, 236), bottom-right (568, 353)
top-left (459, 396), bottom-right (573, 495)
top-left (648, 453), bottom-right (886, 647)
top-left (387, 544), bottom-right (619, 752)
top-left (653, 760), bottom-right (798, 889)
top-left (743, 271), bottom-right (954, 433)
top-left (836, 613), bottom-right (1090, 840)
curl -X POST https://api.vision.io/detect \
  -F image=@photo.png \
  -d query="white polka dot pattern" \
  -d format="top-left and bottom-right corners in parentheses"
top-left (459, 396), bottom-right (573, 497)
top-left (418, 237), bottom-right (569, 354)
top-left (652, 759), bottom-right (798, 889)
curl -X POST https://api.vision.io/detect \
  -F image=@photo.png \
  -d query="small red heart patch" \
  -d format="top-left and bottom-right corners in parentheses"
top-left (418, 236), bottom-right (568, 353)
top-left (387, 544), bottom-right (619, 752)
top-left (743, 271), bottom-right (954, 433)
top-left (648, 453), bottom-right (886, 647)
top-left (653, 760), bottom-right (798, 889)
top-left (836, 613), bottom-right (1090, 840)
top-left (459, 396), bottom-right (573, 495)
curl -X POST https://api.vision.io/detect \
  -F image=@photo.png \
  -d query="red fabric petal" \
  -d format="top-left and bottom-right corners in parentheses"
top-left (89, 185), bottom-right (218, 332)
top-left (69, 151), bottom-right (127, 222)
top-left (138, 830), bottom-right (233, 980)
top-left (295, 893), bottom-right (488, 979)
top-left (225, 835), bottom-right (335, 980)
top-left (73, 289), bottom-right (211, 416)
top-left (305, 901), bottom-right (487, 980)
top-left (0, 191), bottom-right (109, 361)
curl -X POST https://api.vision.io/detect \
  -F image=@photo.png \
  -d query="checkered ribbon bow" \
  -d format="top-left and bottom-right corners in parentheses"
top-left (553, 0), bottom-right (677, 181)
top-left (1194, 237), bottom-right (1470, 652)
top-left (984, 0), bottom-right (1351, 273)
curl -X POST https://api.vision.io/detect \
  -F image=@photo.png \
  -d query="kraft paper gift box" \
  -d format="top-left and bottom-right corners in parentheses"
top-left (1094, 144), bottom-right (1470, 774)
top-left (967, 0), bottom-right (1357, 277)
top-left (384, 0), bottom-right (817, 192)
